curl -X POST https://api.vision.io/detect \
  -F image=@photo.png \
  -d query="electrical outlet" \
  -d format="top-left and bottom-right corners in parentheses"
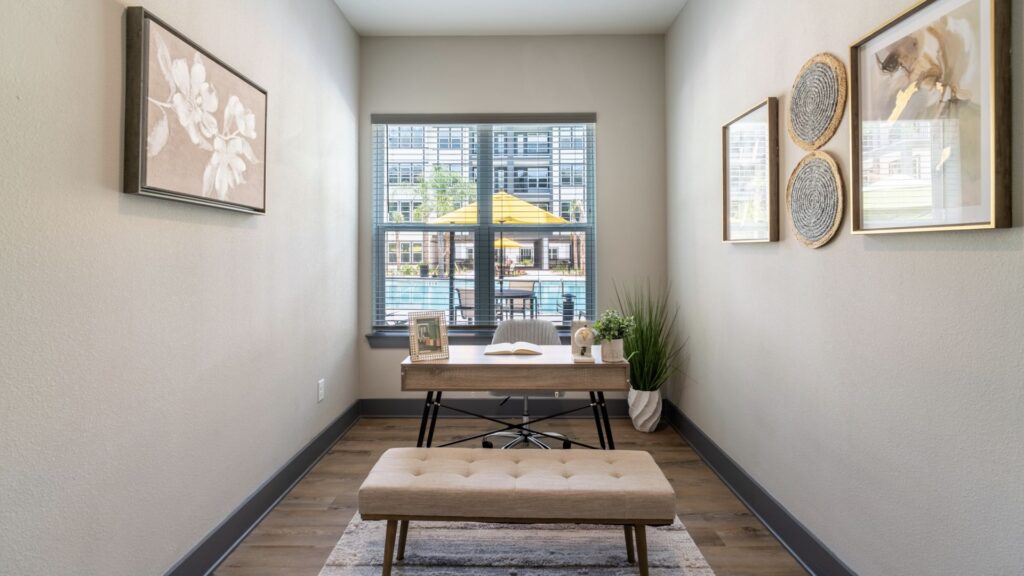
top-left (317, 379), bottom-right (325, 403)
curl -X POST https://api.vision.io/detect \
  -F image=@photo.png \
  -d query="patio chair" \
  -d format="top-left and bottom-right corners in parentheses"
top-left (455, 287), bottom-right (475, 324)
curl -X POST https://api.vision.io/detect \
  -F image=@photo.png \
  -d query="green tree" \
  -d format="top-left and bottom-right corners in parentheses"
top-left (412, 165), bottom-right (475, 222)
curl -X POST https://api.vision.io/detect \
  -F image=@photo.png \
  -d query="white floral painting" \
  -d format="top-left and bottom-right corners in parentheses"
top-left (142, 18), bottom-right (266, 211)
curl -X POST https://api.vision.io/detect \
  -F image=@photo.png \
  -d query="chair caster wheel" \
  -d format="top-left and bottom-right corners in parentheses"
top-left (482, 440), bottom-right (494, 449)
top-left (563, 440), bottom-right (572, 449)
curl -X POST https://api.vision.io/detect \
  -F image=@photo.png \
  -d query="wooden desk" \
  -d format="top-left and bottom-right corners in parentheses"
top-left (402, 345), bottom-right (629, 450)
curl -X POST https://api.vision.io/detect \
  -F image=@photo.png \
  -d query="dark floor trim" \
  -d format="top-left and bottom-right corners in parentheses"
top-left (662, 400), bottom-right (857, 576)
top-left (165, 401), bottom-right (361, 576)
top-left (359, 397), bottom-right (629, 418)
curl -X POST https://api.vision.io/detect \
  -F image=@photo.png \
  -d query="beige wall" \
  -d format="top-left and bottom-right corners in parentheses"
top-left (358, 35), bottom-right (667, 399)
top-left (0, 1), bottom-right (360, 575)
top-left (666, 1), bottom-right (1024, 574)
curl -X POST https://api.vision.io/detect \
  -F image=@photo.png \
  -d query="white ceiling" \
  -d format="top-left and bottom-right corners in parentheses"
top-left (333, 0), bottom-right (690, 36)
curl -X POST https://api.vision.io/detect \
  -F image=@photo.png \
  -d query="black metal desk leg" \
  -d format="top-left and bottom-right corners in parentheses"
top-left (425, 391), bottom-right (443, 447)
top-left (416, 391), bottom-right (434, 448)
top-left (597, 392), bottom-right (615, 449)
top-left (589, 392), bottom-right (607, 449)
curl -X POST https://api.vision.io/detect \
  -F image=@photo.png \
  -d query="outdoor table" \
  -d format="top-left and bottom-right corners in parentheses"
top-left (495, 288), bottom-right (536, 318)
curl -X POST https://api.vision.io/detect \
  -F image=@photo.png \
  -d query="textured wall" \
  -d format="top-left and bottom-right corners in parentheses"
top-left (357, 35), bottom-right (667, 399)
top-left (0, 1), bottom-right (360, 574)
top-left (665, 1), bottom-right (1024, 574)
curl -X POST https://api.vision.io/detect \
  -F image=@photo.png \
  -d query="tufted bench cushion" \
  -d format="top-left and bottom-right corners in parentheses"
top-left (358, 447), bottom-right (676, 522)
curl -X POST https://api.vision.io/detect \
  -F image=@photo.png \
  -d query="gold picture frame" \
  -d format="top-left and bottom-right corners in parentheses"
top-left (849, 0), bottom-right (1011, 234)
top-left (722, 97), bottom-right (780, 243)
top-left (407, 311), bottom-right (449, 362)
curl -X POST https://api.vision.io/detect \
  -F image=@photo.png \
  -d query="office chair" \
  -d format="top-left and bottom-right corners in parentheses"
top-left (483, 319), bottom-right (571, 449)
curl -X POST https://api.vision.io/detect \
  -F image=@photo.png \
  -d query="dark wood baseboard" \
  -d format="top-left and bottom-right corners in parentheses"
top-left (164, 402), bottom-right (361, 576)
top-left (661, 400), bottom-right (856, 576)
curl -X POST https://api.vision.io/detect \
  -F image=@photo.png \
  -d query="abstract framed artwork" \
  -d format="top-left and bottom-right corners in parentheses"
top-left (407, 311), bottom-right (449, 362)
top-left (124, 7), bottom-right (268, 214)
top-left (850, 0), bottom-right (1011, 234)
top-left (722, 97), bottom-right (779, 243)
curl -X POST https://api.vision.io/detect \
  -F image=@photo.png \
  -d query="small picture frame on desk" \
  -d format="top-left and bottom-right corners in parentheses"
top-left (407, 311), bottom-right (449, 362)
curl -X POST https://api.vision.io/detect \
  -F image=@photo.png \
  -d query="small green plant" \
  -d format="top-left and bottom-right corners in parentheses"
top-left (616, 280), bottom-right (684, 392)
top-left (593, 309), bottom-right (635, 342)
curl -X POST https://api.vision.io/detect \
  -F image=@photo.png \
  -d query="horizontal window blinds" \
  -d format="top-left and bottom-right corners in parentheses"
top-left (372, 119), bottom-right (596, 330)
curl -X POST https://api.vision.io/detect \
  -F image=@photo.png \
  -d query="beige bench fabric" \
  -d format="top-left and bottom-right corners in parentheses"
top-left (359, 447), bottom-right (676, 522)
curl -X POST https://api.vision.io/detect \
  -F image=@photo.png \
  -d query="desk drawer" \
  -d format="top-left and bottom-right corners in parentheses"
top-left (401, 364), bottom-right (629, 392)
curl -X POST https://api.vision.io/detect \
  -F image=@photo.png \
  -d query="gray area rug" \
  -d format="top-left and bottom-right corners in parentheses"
top-left (319, 514), bottom-right (715, 575)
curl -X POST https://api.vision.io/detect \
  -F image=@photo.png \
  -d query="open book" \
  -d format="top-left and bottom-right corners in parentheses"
top-left (483, 342), bottom-right (543, 356)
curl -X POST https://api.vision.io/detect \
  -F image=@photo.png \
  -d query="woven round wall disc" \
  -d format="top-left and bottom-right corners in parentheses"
top-left (787, 152), bottom-right (843, 248)
top-left (787, 53), bottom-right (847, 151)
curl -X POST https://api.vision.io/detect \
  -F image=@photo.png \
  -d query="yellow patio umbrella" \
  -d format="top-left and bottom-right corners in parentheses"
top-left (494, 237), bottom-right (522, 249)
top-left (433, 192), bottom-right (568, 303)
top-left (430, 191), bottom-right (569, 225)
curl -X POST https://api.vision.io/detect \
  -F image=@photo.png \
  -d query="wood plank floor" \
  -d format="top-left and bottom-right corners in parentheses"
top-left (215, 417), bottom-right (808, 576)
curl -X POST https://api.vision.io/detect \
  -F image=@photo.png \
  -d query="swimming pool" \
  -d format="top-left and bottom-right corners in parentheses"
top-left (385, 277), bottom-right (588, 318)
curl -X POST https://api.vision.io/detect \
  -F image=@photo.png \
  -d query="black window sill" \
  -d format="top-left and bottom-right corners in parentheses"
top-left (366, 329), bottom-right (573, 349)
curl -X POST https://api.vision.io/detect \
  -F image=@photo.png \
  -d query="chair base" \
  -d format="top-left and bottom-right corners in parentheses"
top-left (483, 430), bottom-right (571, 449)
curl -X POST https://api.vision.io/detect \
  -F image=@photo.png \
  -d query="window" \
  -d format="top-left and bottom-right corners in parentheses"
top-left (387, 163), bottom-right (424, 185)
top-left (513, 167), bottom-right (551, 193)
top-left (494, 132), bottom-right (509, 156)
top-left (372, 117), bottom-right (595, 332)
top-left (558, 126), bottom-right (586, 149)
top-left (388, 126), bottom-right (424, 149)
top-left (387, 241), bottom-right (424, 264)
top-left (437, 127), bottom-right (462, 150)
top-left (494, 167), bottom-right (507, 191)
top-left (387, 200), bottom-right (423, 223)
top-left (560, 164), bottom-right (585, 187)
top-left (518, 131), bottom-right (551, 155)
top-left (559, 200), bottom-right (582, 222)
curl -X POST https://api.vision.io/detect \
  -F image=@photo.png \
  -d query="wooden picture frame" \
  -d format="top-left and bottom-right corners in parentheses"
top-left (124, 7), bottom-right (268, 214)
top-left (407, 311), bottom-right (449, 362)
top-left (722, 98), bottom-right (779, 242)
top-left (849, 0), bottom-right (1011, 234)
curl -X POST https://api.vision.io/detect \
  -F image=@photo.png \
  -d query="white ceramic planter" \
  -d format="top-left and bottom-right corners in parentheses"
top-left (601, 339), bottom-right (625, 362)
top-left (628, 388), bottom-right (662, 433)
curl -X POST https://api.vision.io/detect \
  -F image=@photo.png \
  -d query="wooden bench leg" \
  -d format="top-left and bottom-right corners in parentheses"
top-left (397, 520), bottom-right (409, 561)
top-left (382, 520), bottom-right (397, 576)
top-left (635, 524), bottom-right (648, 576)
top-left (623, 525), bottom-right (636, 564)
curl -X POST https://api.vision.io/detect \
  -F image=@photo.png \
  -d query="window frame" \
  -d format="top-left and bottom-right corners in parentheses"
top-left (370, 114), bottom-right (597, 338)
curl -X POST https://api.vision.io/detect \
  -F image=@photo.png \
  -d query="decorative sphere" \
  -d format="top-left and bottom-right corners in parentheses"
top-left (573, 326), bottom-right (595, 348)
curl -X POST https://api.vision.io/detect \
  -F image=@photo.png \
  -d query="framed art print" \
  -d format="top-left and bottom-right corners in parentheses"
top-left (407, 311), bottom-right (449, 362)
top-left (850, 0), bottom-right (1010, 233)
top-left (124, 7), bottom-right (268, 214)
top-left (723, 98), bottom-right (779, 242)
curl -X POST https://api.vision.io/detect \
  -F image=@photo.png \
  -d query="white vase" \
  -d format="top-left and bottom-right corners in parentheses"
top-left (601, 339), bottom-right (625, 362)
top-left (628, 388), bottom-right (662, 433)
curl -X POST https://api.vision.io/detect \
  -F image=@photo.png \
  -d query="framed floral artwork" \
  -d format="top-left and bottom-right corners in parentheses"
top-left (850, 0), bottom-right (1010, 233)
top-left (722, 98), bottom-right (779, 242)
top-left (124, 7), bottom-right (268, 214)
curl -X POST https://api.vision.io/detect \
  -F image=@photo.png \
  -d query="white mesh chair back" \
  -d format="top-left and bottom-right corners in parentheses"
top-left (491, 319), bottom-right (560, 346)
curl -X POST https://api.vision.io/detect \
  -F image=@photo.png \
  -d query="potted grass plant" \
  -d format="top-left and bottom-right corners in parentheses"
top-left (616, 281), bottom-right (684, 432)
top-left (592, 309), bottom-right (634, 363)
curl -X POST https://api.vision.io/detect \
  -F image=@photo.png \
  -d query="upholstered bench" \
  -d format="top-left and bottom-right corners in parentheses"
top-left (358, 447), bottom-right (677, 576)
